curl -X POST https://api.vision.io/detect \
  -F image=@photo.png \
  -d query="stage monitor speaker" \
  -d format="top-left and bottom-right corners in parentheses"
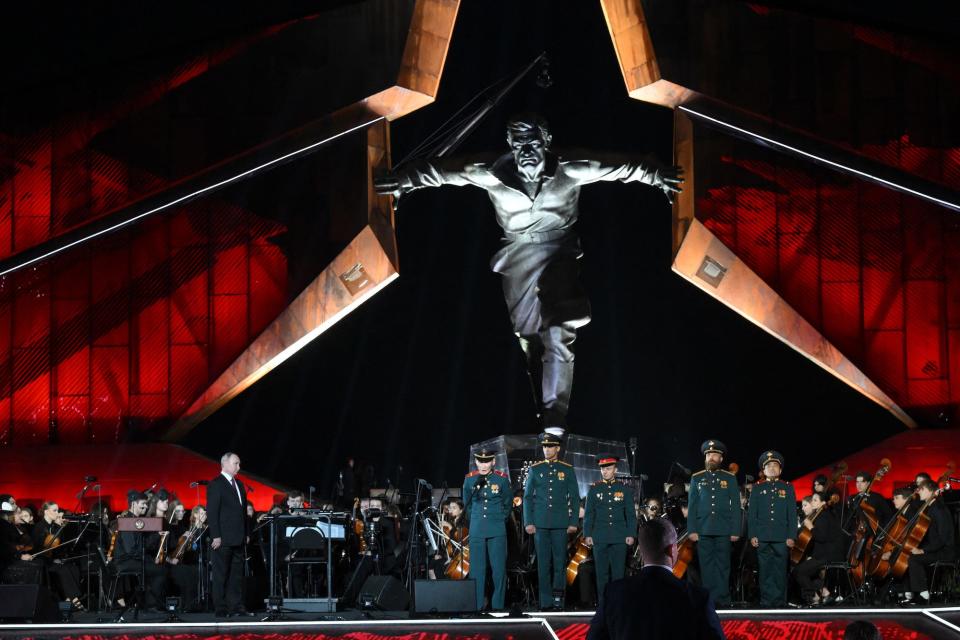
top-left (0, 584), bottom-right (59, 622)
top-left (359, 575), bottom-right (409, 611)
top-left (414, 579), bottom-right (477, 613)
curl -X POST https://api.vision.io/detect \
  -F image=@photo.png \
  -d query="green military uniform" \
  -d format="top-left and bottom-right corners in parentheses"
top-left (523, 432), bottom-right (580, 609)
top-left (583, 455), bottom-right (637, 601)
top-left (463, 449), bottom-right (513, 611)
top-left (747, 450), bottom-right (797, 607)
top-left (687, 439), bottom-right (741, 607)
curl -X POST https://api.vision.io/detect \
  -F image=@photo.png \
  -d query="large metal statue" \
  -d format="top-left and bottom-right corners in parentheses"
top-left (376, 114), bottom-right (683, 430)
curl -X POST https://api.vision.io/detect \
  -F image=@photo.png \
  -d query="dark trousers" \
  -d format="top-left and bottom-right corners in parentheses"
top-left (907, 549), bottom-right (952, 594)
top-left (535, 528), bottom-right (569, 607)
top-left (756, 542), bottom-right (788, 606)
top-left (115, 560), bottom-right (167, 608)
top-left (794, 557), bottom-right (826, 600)
top-left (169, 563), bottom-right (199, 610)
top-left (593, 542), bottom-right (627, 601)
top-left (471, 534), bottom-right (507, 610)
top-left (698, 535), bottom-right (732, 606)
top-left (46, 561), bottom-right (81, 600)
top-left (211, 544), bottom-right (244, 612)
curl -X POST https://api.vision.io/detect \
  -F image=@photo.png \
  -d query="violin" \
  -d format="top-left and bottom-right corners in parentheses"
top-left (352, 498), bottom-right (367, 553)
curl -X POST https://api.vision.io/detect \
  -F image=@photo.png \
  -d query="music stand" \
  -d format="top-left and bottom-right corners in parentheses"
top-left (115, 516), bottom-right (162, 621)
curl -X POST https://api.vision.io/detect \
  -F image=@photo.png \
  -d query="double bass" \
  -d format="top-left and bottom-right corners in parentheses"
top-left (847, 459), bottom-right (891, 586)
top-left (673, 530), bottom-right (696, 578)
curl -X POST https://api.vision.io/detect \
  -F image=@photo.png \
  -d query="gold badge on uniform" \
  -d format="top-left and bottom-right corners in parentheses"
top-left (491, 483), bottom-right (500, 494)
top-left (557, 472), bottom-right (565, 481)
top-left (613, 491), bottom-right (624, 502)
top-left (778, 489), bottom-right (786, 498)
top-left (720, 480), bottom-right (728, 489)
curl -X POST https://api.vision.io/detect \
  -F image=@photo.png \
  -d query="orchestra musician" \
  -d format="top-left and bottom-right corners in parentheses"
top-left (793, 492), bottom-right (844, 605)
top-left (524, 431), bottom-right (580, 610)
top-left (463, 447), bottom-right (512, 611)
top-left (900, 479), bottom-right (956, 606)
top-left (0, 495), bottom-right (35, 582)
top-left (846, 471), bottom-right (892, 533)
top-left (583, 455), bottom-right (636, 601)
top-left (111, 490), bottom-right (168, 610)
top-left (32, 501), bottom-right (84, 610)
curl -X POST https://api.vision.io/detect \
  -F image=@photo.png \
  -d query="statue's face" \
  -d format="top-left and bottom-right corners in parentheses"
top-left (508, 127), bottom-right (548, 178)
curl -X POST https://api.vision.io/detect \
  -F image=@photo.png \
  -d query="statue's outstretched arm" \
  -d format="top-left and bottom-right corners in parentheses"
top-left (374, 156), bottom-right (497, 198)
top-left (561, 151), bottom-right (684, 205)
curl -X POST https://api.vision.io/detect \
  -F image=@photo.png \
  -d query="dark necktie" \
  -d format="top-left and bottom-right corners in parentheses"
top-left (230, 477), bottom-right (239, 502)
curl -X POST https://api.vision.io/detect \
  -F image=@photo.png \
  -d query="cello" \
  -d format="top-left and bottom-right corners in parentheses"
top-left (847, 459), bottom-right (891, 587)
top-left (869, 463), bottom-right (954, 579)
top-left (789, 494), bottom-right (839, 565)
top-left (565, 535), bottom-right (592, 585)
top-left (889, 470), bottom-right (953, 579)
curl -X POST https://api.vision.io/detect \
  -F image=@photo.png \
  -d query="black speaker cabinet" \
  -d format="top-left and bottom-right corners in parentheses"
top-left (414, 579), bottom-right (477, 613)
top-left (359, 575), bottom-right (410, 611)
top-left (0, 584), bottom-right (60, 622)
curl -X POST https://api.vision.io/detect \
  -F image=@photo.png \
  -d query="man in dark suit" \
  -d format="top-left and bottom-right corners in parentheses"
top-left (587, 517), bottom-right (725, 640)
top-left (207, 452), bottom-right (253, 616)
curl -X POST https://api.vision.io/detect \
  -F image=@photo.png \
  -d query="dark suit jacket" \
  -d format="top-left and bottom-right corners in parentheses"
top-left (587, 566), bottom-right (726, 640)
top-left (207, 473), bottom-right (248, 546)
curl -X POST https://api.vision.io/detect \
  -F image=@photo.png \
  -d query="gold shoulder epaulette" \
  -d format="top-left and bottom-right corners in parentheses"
top-left (720, 469), bottom-right (736, 476)
top-left (493, 470), bottom-right (509, 478)
top-left (692, 469), bottom-right (706, 477)
top-left (531, 460), bottom-right (546, 467)
top-left (558, 461), bottom-right (574, 467)
top-left (465, 470), bottom-right (479, 478)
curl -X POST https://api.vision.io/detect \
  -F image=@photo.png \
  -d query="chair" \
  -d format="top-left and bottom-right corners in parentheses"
top-left (929, 559), bottom-right (959, 603)
top-left (820, 561), bottom-right (860, 605)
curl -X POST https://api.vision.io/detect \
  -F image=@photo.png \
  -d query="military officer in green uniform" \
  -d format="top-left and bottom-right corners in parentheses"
top-left (524, 432), bottom-right (580, 609)
top-left (463, 447), bottom-right (513, 610)
top-left (687, 439), bottom-right (741, 607)
top-left (747, 450), bottom-right (797, 607)
top-left (583, 454), bottom-right (637, 601)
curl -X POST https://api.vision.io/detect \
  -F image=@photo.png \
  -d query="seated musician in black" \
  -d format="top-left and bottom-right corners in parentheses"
top-left (31, 501), bottom-right (84, 610)
top-left (845, 471), bottom-right (892, 534)
top-left (900, 479), bottom-right (956, 605)
top-left (112, 490), bottom-right (167, 610)
top-left (891, 485), bottom-right (920, 520)
top-left (0, 495), bottom-right (36, 582)
top-left (793, 493), bottom-right (843, 605)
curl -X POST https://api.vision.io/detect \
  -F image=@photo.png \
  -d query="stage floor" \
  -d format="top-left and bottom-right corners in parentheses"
top-left (3, 607), bottom-right (960, 640)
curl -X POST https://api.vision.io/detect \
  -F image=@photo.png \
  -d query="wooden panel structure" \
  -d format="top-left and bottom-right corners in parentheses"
top-left (599, 0), bottom-right (696, 108)
top-left (163, 0), bottom-right (459, 439)
top-left (366, 0), bottom-right (460, 120)
top-left (672, 218), bottom-right (915, 427)
top-left (166, 122), bottom-right (399, 440)
top-left (602, 0), bottom-right (919, 428)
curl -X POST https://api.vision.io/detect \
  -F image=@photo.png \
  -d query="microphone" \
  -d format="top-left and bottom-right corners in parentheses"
top-left (143, 483), bottom-right (158, 494)
top-left (190, 480), bottom-right (209, 488)
top-left (84, 475), bottom-right (97, 483)
top-left (745, 475), bottom-right (755, 483)
top-left (948, 477), bottom-right (960, 484)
